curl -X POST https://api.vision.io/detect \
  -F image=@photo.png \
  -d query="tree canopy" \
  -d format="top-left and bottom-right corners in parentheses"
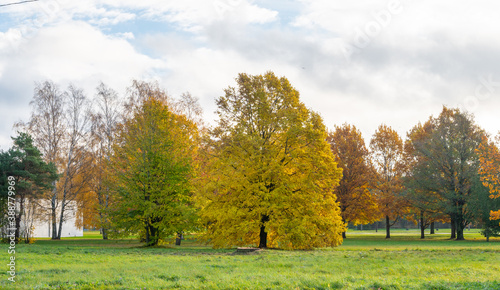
top-left (327, 124), bottom-right (379, 237)
top-left (477, 134), bottom-right (500, 225)
top-left (107, 81), bottom-right (199, 246)
top-left (199, 72), bottom-right (344, 250)
top-left (406, 107), bottom-right (485, 240)
top-left (370, 124), bottom-right (407, 238)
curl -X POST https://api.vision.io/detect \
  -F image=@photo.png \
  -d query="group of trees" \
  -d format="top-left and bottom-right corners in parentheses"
top-left (1, 71), bottom-right (499, 248)
top-left (329, 108), bottom-right (500, 241)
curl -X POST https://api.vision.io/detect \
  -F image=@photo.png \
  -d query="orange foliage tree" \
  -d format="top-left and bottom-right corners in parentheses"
top-left (477, 134), bottom-right (500, 224)
top-left (370, 124), bottom-right (408, 238)
top-left (327, 124), bottom-right (380, 238)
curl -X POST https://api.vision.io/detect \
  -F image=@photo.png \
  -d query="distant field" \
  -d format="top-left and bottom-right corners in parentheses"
top-left (1, 229), bottom-right (499, 289)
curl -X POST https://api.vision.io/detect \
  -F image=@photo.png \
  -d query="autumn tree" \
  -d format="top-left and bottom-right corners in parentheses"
top-left (327, 124), bottom-right (379, 238)
top-left (370, 124), bottom-right (407, 239)
top-left (468, 172), bottom-right (500, 241)
top-left (108, 81), bottom-right (198, 246)
top-left (408, 107), bottom-right (485, 240)
top-left (199, 72), bottom-right (344, 250)
top-left (87, 82), bottom-right (122, 239)
top-left (477, 134), bottom-right (500, 226)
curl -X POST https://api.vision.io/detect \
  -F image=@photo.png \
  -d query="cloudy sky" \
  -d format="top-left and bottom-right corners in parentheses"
top-left (1, 0), bottom-right (499, 150)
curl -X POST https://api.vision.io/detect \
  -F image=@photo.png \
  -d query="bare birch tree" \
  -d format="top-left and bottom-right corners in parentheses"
top-left (88, 82), bottom-right (121, 239)
top-left (26, 81), bottom-right (65, 239)
top-left (24, 81), bottom-right (91, 239)
top-left (56, 85), bottom-right (91, 239)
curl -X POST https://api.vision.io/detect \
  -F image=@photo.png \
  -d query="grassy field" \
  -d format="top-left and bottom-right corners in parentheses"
top-left (1, 229), bottom-right (499, 289)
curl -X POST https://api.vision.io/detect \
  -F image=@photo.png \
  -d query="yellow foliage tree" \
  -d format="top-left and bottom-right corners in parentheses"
top-left (199, 72), bottom-right (344, 250)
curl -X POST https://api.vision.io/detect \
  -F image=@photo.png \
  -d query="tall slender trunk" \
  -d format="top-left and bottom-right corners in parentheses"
top-left (385, 215), bottom-right (391, 239)
top-left (430, 222), bottom-right (435, 234)
top-left (14, 198), bottom-right (24, 242)
top-left (145, 222), bottom-right (150, 245)
top-left (259, 215), bottom-right (269, 248)
top-left (57, 201), bottom-right (67, 239)
top-left (100, 208), bottom-right (108, 240)
top-left (420, 211), bottom-right (425, 239)
top-left (51, 189), bottom-right (58, 240)
top-left (450, 217), bottom-right (456, 240)
top-left (57, 145), bottom-right (75, 239)
top-left (342, 217), bottom-right (347, 239)
top-left (96, 182), bottom-right (109, 240)
top-left (103, 186), bottom-right (110, 240)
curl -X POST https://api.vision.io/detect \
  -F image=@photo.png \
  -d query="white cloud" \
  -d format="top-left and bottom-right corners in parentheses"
top-left (13, 21), bottom-right (161, 84)
top-left (1, 0), bottom-right (499, 151)
top-left (1, 0), bottom-right (277, 32)
top-left (0, 20), bottom-right (164, 149)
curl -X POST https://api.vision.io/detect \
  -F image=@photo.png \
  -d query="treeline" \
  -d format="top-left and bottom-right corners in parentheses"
top-left (1, 72), bottom-right (499, 248)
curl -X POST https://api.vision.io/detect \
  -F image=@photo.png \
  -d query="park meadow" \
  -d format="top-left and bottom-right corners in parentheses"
top-left (1, 229), bottom-right (499, 289)
top-left (2, 73), bottom-right (500, 289)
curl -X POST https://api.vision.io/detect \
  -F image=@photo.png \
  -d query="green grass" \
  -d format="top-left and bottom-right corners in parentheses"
top-left (1, 230), bottom-right (499, 289)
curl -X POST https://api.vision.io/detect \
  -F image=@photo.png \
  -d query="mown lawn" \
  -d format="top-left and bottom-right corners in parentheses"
top-left (1, 229), bottom-right (499, 289)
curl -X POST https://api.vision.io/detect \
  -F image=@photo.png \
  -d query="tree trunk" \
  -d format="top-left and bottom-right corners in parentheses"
top-left (455, 217), bottom-right (465, 241)
top-left (420, 212), bottom-right (425, 239)
top-left (149, 225), bottom-right (159, 246)
top-left (14, 198), bottom-right (24, 242)
top-left (341, 217), bottom-right (347, 239)
top-left (450, 217), bottom-right (456, 240)
top-left (175, 232), bottom-right (182, 246)
top-left (456, 228), bottom-right (465, 240)
top-left (102, 228), bottom-right (108, 240)
top-left (97, 189), bottom-right (109, 240)
top-left (385, 215), bottom-right (391, 239)
top-left (430, 222), bottom-right (435, 234)
top-left (51, 192), bottom-right (58, 240)
top-left (375, 222), bottom-right (378, 232)
top-left (98, 210), bottom-right (108, 239)
top-left (145, 222), bottom-right (150, 245)
top-left (57, 201), bottom-right (67, 239)
top-left (259, 215), bottom-right (269, 248)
